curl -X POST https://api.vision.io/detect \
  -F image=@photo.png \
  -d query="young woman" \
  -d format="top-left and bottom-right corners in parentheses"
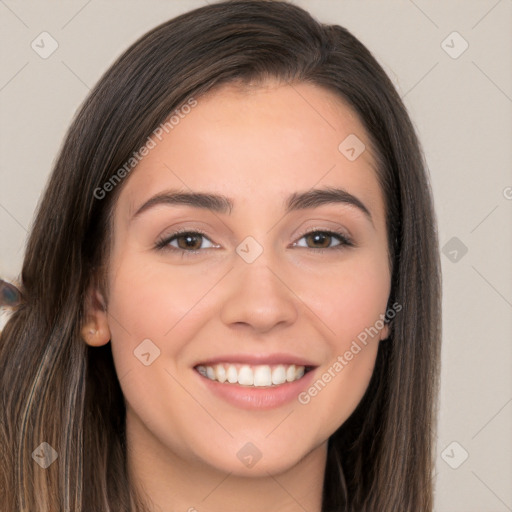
top-left (0, 1), bottom-right (442, 510)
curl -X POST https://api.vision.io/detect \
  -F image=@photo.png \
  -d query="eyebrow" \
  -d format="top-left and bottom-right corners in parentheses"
top-left (131, 186), bottom-right (374, 226)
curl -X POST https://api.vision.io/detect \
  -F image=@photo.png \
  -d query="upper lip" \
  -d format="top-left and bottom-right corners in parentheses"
top-left (194, 353), bottom-right (318, 368)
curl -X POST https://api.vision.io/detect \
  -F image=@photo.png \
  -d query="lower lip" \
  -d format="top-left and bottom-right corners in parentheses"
top-left (195, 368), bottom-right (317, 410)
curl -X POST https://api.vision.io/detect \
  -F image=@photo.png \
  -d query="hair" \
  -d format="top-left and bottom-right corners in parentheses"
top-left (0, 1), bottom-right (442, 510)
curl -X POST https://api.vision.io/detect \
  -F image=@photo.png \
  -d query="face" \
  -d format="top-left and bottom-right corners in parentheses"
top-left (85, 81), bottom-right (391, 477)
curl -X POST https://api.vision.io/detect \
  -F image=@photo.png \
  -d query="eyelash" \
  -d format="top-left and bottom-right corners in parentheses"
top-left (155, 227), bottom-right (354, 257)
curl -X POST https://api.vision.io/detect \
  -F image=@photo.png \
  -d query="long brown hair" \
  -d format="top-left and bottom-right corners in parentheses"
top-left (0, 1), bottom-right (442, 510)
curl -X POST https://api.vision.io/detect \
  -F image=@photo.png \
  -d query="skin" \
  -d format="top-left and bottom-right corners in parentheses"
top-left (82, 81), bottom-right (391, 512)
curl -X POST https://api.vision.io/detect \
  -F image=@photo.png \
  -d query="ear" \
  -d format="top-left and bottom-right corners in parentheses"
top-left (81, 284), bottom-right (111, 347)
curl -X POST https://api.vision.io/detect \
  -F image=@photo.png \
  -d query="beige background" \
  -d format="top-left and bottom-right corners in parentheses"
top-left (1, 1), bottom-right (511, 510)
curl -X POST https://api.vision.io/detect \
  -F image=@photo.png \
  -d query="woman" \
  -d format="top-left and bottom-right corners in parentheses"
top-left (0, 1), bottom-right (442, 510)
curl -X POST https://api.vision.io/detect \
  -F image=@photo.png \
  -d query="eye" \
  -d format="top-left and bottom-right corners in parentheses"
top-left (155, 228), bottom-right (354, 256)
top-left (155, 230), bottom-right (218, 253)
top-left (293, 229), bottom-right (354, 251)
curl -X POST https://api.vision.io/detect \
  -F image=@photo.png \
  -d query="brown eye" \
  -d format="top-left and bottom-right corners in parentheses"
top-left (294, 230), bottom-right (353, 250)
top-left (304, 232), bottom-right (333, 249)
top-left (175, 233), bottom-right (204, 250)
top-left (156, 230), bottom-right (217, 253)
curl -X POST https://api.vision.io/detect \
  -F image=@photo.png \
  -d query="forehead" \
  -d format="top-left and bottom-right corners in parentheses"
top-left (118, 81), bottom-right (385, 225)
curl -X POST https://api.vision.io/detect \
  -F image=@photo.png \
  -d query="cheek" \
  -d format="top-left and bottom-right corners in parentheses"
top-left (293, 253), bottom-right (389, 427)
top-left (301, 342), bottom-right (379, 435)
top-left (302, 250), bottom-right (391, 345)
top-left (106, 254), bottom-right (213, 337)
top-left (105, 253), bottom-right (226, 376)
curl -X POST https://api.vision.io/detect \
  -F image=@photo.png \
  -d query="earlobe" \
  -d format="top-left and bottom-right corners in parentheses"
top-left (380, 322), bottom-right (391, 341)
top-left (81, 321), bottom-right (111, 347)
top-left (81, 287), bottom-right (111, 347)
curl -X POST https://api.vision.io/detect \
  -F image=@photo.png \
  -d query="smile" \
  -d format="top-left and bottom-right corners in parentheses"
top-left (195, 363), bottom-right (311, 387)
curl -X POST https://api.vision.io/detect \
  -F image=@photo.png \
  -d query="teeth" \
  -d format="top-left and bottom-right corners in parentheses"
top-left (197, 363), bottom-right (307, 387)
top-left (215, 364), bottom-right (227, 383)
top-left (271, 365), bottom-right (287, 385)
top-left (286, 364), bottom-right (296, 382)
top-left (253, 365), bottom-right (272, 387)
top-left (238, 365), bottom-right (253, 386)
top-left (227, 365), bottom-right (238, 384)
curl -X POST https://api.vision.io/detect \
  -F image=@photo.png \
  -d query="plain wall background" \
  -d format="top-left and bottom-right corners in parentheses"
top-left (0, 1), bottom-right (511, 510)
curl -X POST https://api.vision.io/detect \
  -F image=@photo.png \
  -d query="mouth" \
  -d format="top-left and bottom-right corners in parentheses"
top-left (195, 362), bottom-right (315, 387)
top-left (193, 354), bottom-right (319, 409)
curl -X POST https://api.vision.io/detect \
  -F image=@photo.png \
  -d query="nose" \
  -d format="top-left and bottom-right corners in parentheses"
top-left (219, 255), bottom-right (299, 334)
